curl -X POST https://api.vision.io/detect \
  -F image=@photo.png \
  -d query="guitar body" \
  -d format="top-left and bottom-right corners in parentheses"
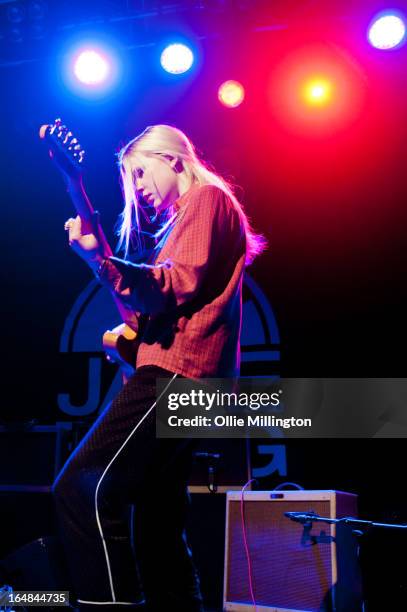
top-left (102, 323), bottom-right (138, 379)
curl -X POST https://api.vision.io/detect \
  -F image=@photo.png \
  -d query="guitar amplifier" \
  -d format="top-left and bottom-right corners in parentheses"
top-left (224, 490), bottom-right (362, 612)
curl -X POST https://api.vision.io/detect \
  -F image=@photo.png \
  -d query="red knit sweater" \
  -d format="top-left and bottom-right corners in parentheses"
top-left (98, 184), bottom-right (246, 378)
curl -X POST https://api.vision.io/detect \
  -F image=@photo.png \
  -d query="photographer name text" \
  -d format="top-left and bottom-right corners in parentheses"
top-left (166, 414), bottom-right (312, 429)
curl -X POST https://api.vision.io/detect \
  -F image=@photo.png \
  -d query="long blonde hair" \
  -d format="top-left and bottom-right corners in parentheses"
top-left (116, 124), bottom-right (265, 265)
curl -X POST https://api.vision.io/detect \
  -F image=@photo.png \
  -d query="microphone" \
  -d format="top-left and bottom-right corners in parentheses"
top-left (284, 511), bottom-right (319, 523)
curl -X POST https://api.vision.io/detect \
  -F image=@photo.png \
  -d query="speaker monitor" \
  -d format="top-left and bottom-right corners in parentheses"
top-left (224, 490), bottom-right (362, 612)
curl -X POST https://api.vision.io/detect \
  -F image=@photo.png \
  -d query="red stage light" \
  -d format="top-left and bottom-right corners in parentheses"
top-left (303, 78), bottom-right (332, 106)
top-left (218, 80), bottom-right (245, 108)
top-left (268, 44), bottom-right (367, 137)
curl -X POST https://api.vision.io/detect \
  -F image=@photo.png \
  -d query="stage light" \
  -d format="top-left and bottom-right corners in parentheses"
top-left (73, 50), bottom-right (110, 85)
top-left (368, 14), bottom-right (406, 49)
top-left (218, 80), bottom-right (245, 108)
top-left (60, 39), bottom-right (124, 99)
top-left (303, 79), bottom-right (332, 106)
top-left (160, 44), bottom-right (194, 74)
top-left (268, 43), bottom-right (367, 138)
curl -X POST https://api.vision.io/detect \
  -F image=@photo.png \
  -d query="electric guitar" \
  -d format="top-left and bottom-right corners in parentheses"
top-left (39, 118), bottom-right (139, 377)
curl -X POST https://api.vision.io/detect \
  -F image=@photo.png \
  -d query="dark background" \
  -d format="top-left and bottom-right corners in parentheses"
top-left (1, 1), bottom-right (407, 609)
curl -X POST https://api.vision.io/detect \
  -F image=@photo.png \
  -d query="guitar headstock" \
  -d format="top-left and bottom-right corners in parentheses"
top-left (39, 118), bottom-right (85, 177)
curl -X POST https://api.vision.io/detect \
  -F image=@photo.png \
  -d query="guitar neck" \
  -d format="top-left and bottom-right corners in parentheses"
top-left (68, 180), bottom-right (97, 230)
top-left (68, 180), bottom-right (139, 332)
top-left (68, 180), bottom-right (112, 257)
top-left (40, 120), bottom-right (139, 333)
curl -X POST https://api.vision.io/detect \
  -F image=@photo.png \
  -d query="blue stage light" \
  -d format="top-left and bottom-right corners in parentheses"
top-left (60, 39), bottom-right (123, 99)
top-left (160, 44), bottom-right (194, 74)
top-left (368, 13), bottom-right (406, 49)
top-left (73, 50), bottom-right (110, 85)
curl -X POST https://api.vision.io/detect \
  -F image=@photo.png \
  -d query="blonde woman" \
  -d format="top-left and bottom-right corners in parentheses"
top-left (50, 123), bottom-right (264, 611)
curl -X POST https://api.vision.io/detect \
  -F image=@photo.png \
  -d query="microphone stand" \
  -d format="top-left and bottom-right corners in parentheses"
top-left (285, 511), bottom-right (407, 532)
top-left (284, 512), bottom-right (407, 612)
top-left (194, 452), bottom-right (220, 493)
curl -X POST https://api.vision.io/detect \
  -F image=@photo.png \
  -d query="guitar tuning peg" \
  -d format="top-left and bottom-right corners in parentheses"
top-left (63, 131), bottom-right (73, 144)
top-left (49, 118), bottom-right (62, 136)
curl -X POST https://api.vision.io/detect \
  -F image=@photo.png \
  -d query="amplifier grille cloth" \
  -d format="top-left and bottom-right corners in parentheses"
top-left (227, 500), bottom-right (332, 611)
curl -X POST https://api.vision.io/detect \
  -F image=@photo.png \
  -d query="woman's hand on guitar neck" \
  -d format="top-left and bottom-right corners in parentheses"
top-left (42, 118), bottom-right (113, 266)
top-left (64, 215), bottom-right (106, 271)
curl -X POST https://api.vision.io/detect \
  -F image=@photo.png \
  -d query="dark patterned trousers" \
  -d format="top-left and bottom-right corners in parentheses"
top-left (52, 366), bottom-right (203, 611)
